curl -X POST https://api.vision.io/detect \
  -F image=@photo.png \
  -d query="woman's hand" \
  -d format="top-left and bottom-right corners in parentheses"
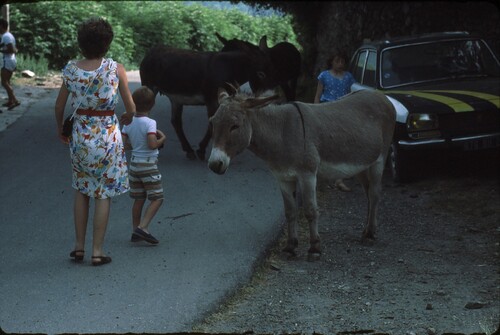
top-left (120, 112), bottom-right (134, 125)
top-left (58, 133), bottom-right (70, 144)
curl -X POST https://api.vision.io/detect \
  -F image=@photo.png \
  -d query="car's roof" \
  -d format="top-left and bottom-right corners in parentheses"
top-left (358, 31), bottom-right (481, 50)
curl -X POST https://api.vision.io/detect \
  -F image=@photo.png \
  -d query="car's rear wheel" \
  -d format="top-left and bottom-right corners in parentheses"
top-left (388, 142), bottom-right (413, 183)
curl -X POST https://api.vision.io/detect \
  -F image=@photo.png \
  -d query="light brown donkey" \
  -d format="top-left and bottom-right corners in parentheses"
top-left (208, 88), bottom-right (396, 256)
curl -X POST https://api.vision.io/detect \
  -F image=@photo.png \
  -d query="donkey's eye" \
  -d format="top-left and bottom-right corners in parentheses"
top-left (230, 125), bottom-right (240, 132)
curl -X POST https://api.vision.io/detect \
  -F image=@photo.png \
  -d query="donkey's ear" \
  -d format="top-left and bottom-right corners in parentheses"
top-left (218, 88), bottom-right (230, 104)
top-left (259, 35), bottom-right (268, 50)
top-left (243, 94), bottom-right (279, 109)
top-left (215, 32), bottom-right (227, 45)
top-left (223, 81), bottom-right (239, 95)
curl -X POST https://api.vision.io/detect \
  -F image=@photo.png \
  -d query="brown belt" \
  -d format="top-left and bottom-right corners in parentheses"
top-left (76, 109), bottom-right (114, 116)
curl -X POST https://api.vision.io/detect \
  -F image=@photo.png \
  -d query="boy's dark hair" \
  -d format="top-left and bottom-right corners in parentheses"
top-left (0, 18), bottom-right (8, 29)
top-left (77, 17), bottom-right (113, 59)
top-left (133, 86), bottom-right (156, 112)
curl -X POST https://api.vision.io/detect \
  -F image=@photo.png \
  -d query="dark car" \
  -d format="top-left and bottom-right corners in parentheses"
top-left (349, 32), bottom-right (500, 182)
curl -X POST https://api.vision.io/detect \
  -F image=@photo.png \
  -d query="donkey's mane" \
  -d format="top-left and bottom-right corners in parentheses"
top-left (232, 91), bottom-right (251, 101)
top-left (232, 89), bottom-right (281, 106)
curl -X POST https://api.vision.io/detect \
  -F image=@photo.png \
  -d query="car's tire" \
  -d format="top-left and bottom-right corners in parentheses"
top-left (388, 142), bottom-right (413, 183)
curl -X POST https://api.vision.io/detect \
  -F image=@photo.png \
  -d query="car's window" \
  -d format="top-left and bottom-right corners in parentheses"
top-left (363, 51), bottom-right (377, 87)
top-left (381, 50), bottom-right (401, 87)
top-left (352, 50), bottom-right (367, 83)
top-left (381, 39), bottom-right (500, 87)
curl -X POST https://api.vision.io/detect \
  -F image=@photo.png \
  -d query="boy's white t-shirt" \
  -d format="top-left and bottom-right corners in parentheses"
top-left (121, 115), bottom-right (159, 158)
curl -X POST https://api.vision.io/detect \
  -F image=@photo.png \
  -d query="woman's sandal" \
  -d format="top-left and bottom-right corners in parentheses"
top-left (7, 101), bottom-right (20, 110)
top-left (92, 256), bottom-right (112, 266)
top-left (69, 250), bottom-right (84, 262)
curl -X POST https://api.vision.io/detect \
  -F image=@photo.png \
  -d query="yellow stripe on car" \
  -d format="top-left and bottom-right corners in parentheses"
top-left (421, 90), bottom-right (500, 108)
top-left (388, 91), bottom-right (473, 112)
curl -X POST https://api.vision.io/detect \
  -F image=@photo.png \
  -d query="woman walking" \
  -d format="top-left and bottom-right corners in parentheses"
top-left (54, 17), bottom-right (136, 266)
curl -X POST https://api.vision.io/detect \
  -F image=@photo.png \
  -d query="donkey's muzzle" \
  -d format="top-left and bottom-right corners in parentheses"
top-left (208, 160), bottom-right (226, 175)
top-left (208, 147), bottom-right (230, 175)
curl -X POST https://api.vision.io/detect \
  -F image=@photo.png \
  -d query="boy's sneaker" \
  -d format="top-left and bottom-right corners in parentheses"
top-left (132, 227), bottom-right (159, 244)
top-left (130, 233), bottom-right (141, 242)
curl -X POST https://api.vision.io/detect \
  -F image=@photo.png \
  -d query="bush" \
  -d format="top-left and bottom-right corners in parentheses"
top-left (15, 53), bottom-right (49, 77)
top-left (8, 1), bottom-right (299, 71)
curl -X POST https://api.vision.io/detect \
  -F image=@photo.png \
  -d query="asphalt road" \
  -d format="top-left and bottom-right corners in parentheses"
top-left (0, 73), bottom-right (283, 333)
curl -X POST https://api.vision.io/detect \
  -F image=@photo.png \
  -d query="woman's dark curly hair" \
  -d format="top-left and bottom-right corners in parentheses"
top-left (77, 17), bottom-right (114, 59)
top-left (325, 51), bottom-right (348, 69)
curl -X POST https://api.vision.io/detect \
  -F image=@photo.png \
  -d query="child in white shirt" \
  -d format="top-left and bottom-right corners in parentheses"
top-left (122, 86), bottom-right (166, 244)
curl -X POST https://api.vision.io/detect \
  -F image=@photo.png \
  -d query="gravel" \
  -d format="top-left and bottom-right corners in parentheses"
top-left (193, 151), bottom-right (499, 335)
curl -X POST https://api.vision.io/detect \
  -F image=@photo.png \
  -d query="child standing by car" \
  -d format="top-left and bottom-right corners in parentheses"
top-left (122, 86), bottom-right (166, 244)
top-left (314, 51), bottom-right (356, 192)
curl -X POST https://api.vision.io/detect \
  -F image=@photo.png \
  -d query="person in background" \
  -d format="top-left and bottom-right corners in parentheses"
top-left (122, 86), bottom-right (166, 245)
top-left (0, 18), bottom-right (20, 110)
top-left (314, 51), bottom-right (356, 192)
top-left (54, 17), bottom-right (136, 266)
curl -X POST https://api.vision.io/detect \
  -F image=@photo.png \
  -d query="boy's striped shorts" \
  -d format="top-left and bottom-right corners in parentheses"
top-left (129, 156), bottom-right (164, 201)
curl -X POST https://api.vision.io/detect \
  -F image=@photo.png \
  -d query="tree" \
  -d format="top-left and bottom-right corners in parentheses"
top-left (240, 1), bottom-right (500, 79)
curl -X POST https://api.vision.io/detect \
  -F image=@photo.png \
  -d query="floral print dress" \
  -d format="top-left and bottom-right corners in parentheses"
top-left (63, 58), bottom-right (129, 199)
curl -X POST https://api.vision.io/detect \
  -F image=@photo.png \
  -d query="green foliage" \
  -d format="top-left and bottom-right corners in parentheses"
top-left (120, 1), bottom-right (192, 64)
top-left (11, 2), bottom-right (89, 70)
top-left (16, 53), bottom-right (49, 76)
top-left (8, 0), bottom-right (299, 72)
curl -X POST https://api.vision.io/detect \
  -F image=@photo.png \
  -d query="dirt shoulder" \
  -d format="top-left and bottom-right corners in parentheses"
top-left (0, 72), bottom-right (62, 132)
top-left (194, 153), bottom-right (499, 335)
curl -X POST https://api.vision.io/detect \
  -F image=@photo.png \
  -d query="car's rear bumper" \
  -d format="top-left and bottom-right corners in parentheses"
top-left (398, 132), bottom-right (500, 151)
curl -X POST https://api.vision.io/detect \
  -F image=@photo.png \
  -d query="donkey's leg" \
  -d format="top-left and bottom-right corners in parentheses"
top-left (197, 125), bottom-right (211, 161)
top-left (299, 174), bottom-right (321, 254)
top-left (280, 83), bottom-right (293, 102)
top-left (278, 179), bottom-right (299, 255)
top-left (197, 101), bottom-right (217, 161)
top-left (357, 159), bottom-right (384, 241)
top-left (289, 77), bottom-right (298, 101)
top-left (170, 101), bottom-right (196, 160)
top-left (356, 171), bottom-right (373, 240)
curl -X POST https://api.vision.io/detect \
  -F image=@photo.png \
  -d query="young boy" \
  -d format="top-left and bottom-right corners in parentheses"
top-left (122, 86), bottom-right (166, 244)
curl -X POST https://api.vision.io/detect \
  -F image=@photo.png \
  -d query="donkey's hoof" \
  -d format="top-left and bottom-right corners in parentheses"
top-left (361, 239), bottom-right (375, 247)
top-left (307, 240), bottom-right (321, 261)
top-left (361, 232), bottom-right (376, 246)
top-left (196, 149), bottom-right (206, 161)
top-left (308, 239), bottom-right (321, 255)
top-left (307, 252), bottom-right (321, 262)
top-left (282, 238), bottom-right (298, 256)
top-left (186, 151), bottom-right (197, 160)
top-left (308, 246), bottom-right (322, 255)
top-left (282, 245), bottom-right (297, 256)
